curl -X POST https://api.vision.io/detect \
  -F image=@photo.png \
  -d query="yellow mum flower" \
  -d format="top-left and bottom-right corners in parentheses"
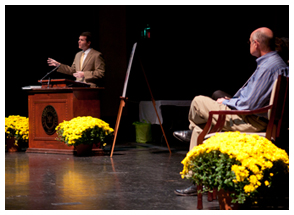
top-left (180, 131), bottom-right (289, 200)
top-left (5, 115), bottom-right (29, 142)
top-left (55, 116), bottom-right (114, 147)
top-left (244, 184), bottom-right (255, 193)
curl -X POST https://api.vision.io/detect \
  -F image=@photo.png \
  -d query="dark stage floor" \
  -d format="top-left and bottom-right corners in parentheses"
top-left (5, 142), bottom-right (221, 210)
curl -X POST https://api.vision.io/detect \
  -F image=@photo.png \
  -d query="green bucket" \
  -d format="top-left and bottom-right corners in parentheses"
top-left (133, 120), bottom-right (152, 143)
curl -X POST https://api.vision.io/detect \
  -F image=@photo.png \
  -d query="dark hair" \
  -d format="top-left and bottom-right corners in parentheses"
top-left (275, 37), bottom-right (289, 64)
top-left (80, 32), bottom-right (92, 43)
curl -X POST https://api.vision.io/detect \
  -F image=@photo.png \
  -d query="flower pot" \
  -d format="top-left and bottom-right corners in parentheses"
top-left (5, 137), bottom-right (20, 152)
top-left (74, 144), bottom-right (93, 156)
top-left (217, 189), bottom-right (239, 210)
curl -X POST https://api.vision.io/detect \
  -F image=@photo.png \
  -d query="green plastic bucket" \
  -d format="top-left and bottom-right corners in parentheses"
top-left (133, 121), bottom-right (152, 143)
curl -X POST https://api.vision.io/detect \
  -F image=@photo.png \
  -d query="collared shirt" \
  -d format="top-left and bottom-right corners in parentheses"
top-left (81, 48), bottom-right (92, 66)
top-left (222, 51), bottom-right (288, 118)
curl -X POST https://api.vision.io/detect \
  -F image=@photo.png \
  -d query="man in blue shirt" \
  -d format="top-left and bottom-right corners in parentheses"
top-left (174, 27), bottom-right (289, 196)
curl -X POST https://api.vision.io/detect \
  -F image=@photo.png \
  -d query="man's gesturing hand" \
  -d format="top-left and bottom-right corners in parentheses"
top-left (47, 58), bottom-right (61, 67)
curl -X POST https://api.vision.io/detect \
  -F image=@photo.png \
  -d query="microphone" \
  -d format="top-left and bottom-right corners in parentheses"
top-left (40, 64), bottom-right (61, 83)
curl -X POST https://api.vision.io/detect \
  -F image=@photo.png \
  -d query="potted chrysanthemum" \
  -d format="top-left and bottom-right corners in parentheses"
top-left (5, 115), bottom-right (29, 152)
top-left (55, 116), bottom-right (114, 156)
top-left (180, 131), bottom-right (289, 209)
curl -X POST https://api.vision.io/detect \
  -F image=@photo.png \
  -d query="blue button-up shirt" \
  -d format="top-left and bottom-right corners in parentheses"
top-left (222, 51), bottom-right (288, 118)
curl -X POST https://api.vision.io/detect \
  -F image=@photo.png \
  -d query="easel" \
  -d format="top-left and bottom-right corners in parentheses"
top-left (110, 43), bottom-right (171, 157)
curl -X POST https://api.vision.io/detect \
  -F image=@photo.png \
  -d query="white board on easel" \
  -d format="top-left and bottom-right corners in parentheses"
top-left (122, 42), bottom-right (137, 98)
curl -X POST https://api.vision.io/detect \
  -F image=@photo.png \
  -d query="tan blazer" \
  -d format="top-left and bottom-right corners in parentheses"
top-left (57, 48), bottom-right (105, 87)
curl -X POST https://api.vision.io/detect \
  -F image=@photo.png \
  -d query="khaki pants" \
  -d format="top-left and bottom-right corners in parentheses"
top-left (189, 96), bottom-right (267, 151)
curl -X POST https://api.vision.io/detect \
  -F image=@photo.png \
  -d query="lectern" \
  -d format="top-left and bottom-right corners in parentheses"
top-left (25, 79), bottom-right (104, 154)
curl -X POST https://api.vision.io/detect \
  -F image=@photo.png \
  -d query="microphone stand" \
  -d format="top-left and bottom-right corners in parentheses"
top-left (40, 65), bottom-right (61, 87)
top-left (47, 77), bottom-right (51, 88)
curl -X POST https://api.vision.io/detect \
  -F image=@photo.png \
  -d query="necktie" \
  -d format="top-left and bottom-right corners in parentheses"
top-left (80, 52), bottom-right (85, 70)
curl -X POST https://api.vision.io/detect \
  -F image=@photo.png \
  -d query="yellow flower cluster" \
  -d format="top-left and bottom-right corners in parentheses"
top-left (5, 115), bottom-right (29, 143)
top-left (180, 132), bottom-right (289, 194)
top-left (55, 116), bottom-right (114, 145)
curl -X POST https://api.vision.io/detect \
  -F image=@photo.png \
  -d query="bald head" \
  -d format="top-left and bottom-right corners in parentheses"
top-left (251, 27), bottom-right (275, 52)
top-left (252, 27), bottom-right (273, 38)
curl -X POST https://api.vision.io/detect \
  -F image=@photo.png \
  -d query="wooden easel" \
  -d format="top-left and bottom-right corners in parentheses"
top-left (110, 43), bottom-right (171, 157)
top-left (110, 96), bottom-right (127, 158)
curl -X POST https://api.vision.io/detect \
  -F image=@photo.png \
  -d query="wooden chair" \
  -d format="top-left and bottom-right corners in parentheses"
top-left (195, 75), bottom-right (289, 209)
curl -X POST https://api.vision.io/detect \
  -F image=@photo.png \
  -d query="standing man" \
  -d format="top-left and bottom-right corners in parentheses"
top-left (47, 32), bottom-right (105, 87)
top-left (174, 27), bottom-right (289, 196)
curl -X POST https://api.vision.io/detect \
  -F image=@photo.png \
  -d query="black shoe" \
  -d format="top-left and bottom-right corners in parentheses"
top-left (174, 185), bottom-right (198, 196)
top-left (173, 130), bottom-right (192, 142)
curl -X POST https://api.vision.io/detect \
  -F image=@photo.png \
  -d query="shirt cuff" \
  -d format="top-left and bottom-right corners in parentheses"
top-left (222, 99), bottom-right (229, 106)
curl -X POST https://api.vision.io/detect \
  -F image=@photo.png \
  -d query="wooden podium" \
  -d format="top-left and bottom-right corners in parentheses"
top-left (25, 79), bottom-right (104, 154)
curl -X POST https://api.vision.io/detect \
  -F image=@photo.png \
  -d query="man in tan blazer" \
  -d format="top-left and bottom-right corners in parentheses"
top-left (47, 32), bottom-right (105, 87)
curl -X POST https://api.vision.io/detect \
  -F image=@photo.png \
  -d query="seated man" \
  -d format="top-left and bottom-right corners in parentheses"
top-left (174, 27), bottom-right (289, 196)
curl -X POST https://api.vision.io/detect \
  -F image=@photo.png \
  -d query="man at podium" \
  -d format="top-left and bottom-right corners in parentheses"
top-left (47, 32), bottom-right (105, 87)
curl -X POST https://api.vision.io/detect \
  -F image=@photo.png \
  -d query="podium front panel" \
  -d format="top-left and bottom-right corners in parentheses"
top-left (26, 88), bottom-right (103, 154)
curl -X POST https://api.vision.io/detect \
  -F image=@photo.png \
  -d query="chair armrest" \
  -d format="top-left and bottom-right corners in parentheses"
top-left (197, 104), bottom-right (272, 145)
top-left (209, 104), bottom-right (272, 116)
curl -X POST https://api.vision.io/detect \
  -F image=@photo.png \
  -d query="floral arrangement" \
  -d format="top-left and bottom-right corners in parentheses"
top-left (55, 116), bottom-right (114, 147)
top-left (5, 115), bottom-right (29, 145)
top-left (180, 131), bottom-right (289, 204)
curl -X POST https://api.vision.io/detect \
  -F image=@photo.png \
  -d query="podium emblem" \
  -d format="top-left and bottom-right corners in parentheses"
top-left (42, 105), bottom-right (58, 135)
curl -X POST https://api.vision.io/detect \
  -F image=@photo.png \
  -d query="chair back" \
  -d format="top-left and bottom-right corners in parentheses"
top-left (268, 79), bottom-right (278, 119)
top-left (265, 75), bottom-right (289, 144)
